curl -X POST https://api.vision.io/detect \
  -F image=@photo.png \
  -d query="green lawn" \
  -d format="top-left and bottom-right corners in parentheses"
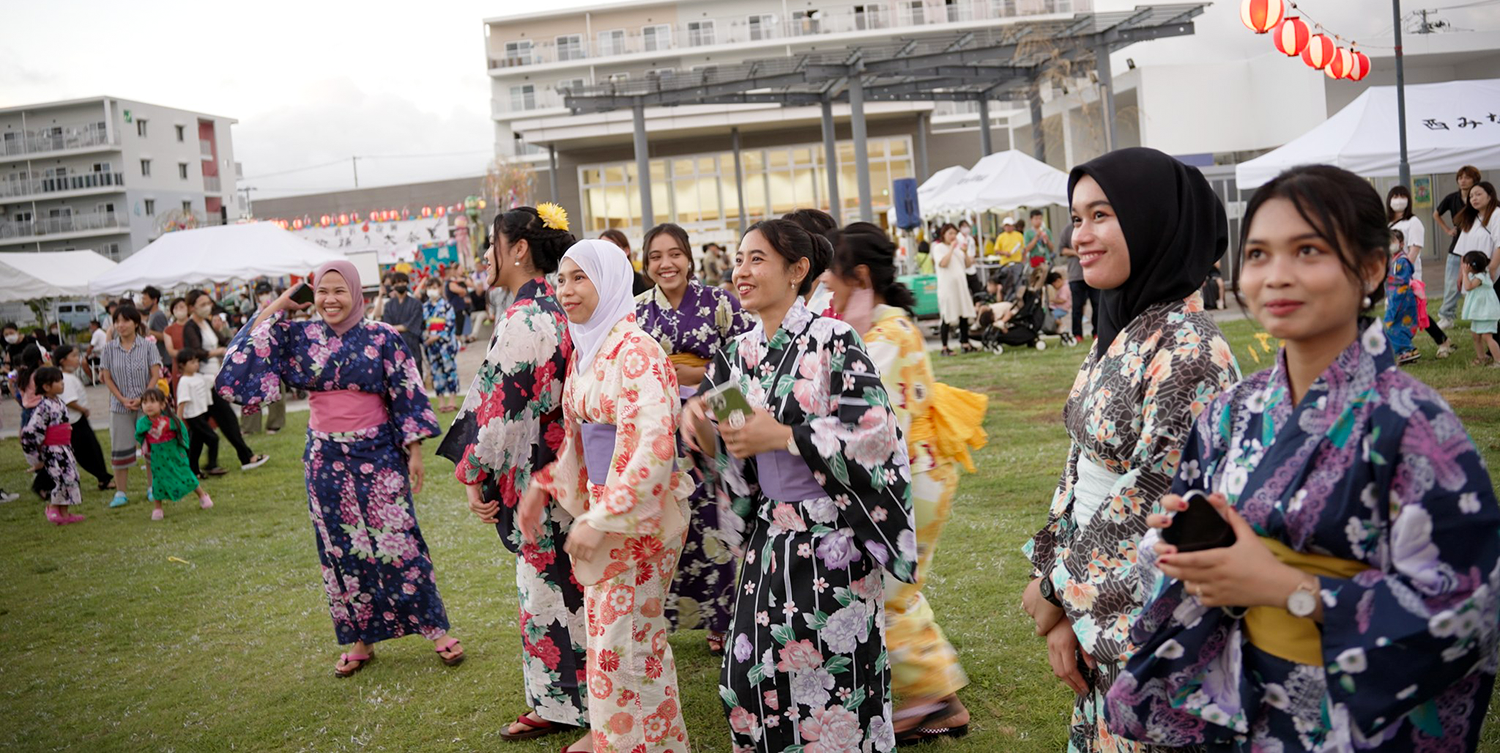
top-left (2, 316), bottom-right (1498, 752)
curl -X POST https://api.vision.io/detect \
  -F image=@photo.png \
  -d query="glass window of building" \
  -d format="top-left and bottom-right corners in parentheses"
top-left (509, 85), bottom-right (536, 111)
top-left (687, 20), bottom-right (715, 46)
top-left (597, 29), bottom-right (625, 56)
top-left (556, 34), bottom-right (584, 61)
top-left (503, 40), bottom-right (533, 64)
top-left (748, 14), bottom-right (777, 41)
top-left (642, 24), bottom-right (671, 51)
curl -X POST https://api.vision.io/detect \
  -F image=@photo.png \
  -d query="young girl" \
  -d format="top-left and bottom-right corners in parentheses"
top-left (55, 345), bottom-right (114, 491)
top-left (421, 276), bottom-right (459, 412)
top-left (1461, 250), bottom-right (1500, 366)
top-left (21, 367), bottom-right (84, 525)
top-left (135, 387), bottom-right (213, 520)
top-left (1383, 227), bottom-right (1421, 363)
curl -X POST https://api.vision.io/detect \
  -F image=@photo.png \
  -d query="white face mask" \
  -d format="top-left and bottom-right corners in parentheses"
top-left (1391, 243), bottom-right (1403, 254)
top-left (1390, 197), bottom-right (1409, 212)
top-left (426, 289), bottom-right (440, 300)
top-left (3, 334), bottom-right (16, 344)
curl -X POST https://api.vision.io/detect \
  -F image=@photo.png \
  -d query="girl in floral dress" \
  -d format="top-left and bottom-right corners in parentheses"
top-left (520, 239), bottom-right (692, 753)
top-left (421, 276), bottom-right (459, 413)
top-left (1382, 228), bottom-right (1419, 363)
top-left (635, 221), bottom-right (756, 653)
top-left (21, 367), bottom-right (84, 525)
top-left (437, 205), bottom-right (589, 741)
top-left (683, 218), bottom-right (917, 753)
top-left (218, 259), bottom-right (464, 678)
top-left (1020, 147), bottom-right (1239, 753)
top-left (1111, 164), bottom-right (1500, 751)
top-left (135, 387), bottom-right (213, 521)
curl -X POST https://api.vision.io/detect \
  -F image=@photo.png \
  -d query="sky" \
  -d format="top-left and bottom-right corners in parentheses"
top-left (2, 0), bottom-right (1491, 200)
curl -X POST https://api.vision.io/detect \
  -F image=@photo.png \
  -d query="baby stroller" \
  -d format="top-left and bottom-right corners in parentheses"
top-left (977, 287), bottom-right (1048, 351)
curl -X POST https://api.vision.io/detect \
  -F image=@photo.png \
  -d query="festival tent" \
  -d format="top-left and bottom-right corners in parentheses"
top-left (917, 165), bottom-right (969, 212)
top-left (1236, 78), bottom-right (1500, 188)
top-left (925, 150), bottom-right (1070, 214)
top-left (89, 222), bottom-right (344, 295)
top-left (0, 250), bottom-right (118, 302)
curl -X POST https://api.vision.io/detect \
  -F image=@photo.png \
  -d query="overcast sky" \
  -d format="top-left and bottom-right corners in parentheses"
top-left (2, 0), bottom-right (1489, 200)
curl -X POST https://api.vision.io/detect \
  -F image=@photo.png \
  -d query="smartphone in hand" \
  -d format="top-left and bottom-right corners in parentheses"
top-left (702, 381), bottom-right (753, 429)
top-left (289, 282), bottom-right (316, 306)
top-left (1161, 489), bottom-right (1236, 552)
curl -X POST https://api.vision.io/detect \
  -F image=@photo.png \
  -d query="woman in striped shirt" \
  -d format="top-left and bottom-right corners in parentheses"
top-left (98, 303), bottom-right (162, 508)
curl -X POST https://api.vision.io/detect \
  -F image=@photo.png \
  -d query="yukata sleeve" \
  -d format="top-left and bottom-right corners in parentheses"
top-left (700, 344), bottom-right (756, 554)
top-left (533, 374), bottom-right (589, 519)
top-left (1319, 400), bottom-right (1500, 737)
top-left (134, 415), bottom-right (153, 459)
top-left (217, 310), bottom-right (301, 407)
top-left (799, 325), bottom-right (918, 583)
top-left (714, 287), bottom-right (757, 340)
top-left (862, 323), bottom-right (913, 436)
top-left (379, 323), bottom-right (439, 446)
top-left (1024, 441), bottom-right (1082, 581)
top-left (20, 404), bottom-right (46, 464)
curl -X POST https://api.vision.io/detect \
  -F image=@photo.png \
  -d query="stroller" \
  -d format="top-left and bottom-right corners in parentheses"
top-left (976, 287), bottom-right (1047, 352)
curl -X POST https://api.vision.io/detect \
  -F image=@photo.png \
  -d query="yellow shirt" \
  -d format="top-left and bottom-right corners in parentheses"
top-left (995, 231), bottom-right (1025, 264)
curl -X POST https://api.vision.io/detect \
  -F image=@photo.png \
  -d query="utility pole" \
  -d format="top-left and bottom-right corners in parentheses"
top-left (352, 156), bottom-right (360, 188)
top-left (1392, 0), bottom-right (1411, 188)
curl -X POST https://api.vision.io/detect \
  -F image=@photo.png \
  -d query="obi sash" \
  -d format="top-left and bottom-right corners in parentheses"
top-left (668, 353), bottom-right (707, 401)
top-left (580, 423), bottom-right (615, 485)
top-left (44, 423), bottom-right (73, 446)
top-left (1072, 454), bottom-right (1124, 528)
top-left (1243, 536), bottom-right (1369, 665)
top-left (756, 449), bottom-right (825, 502)
top-left (308, 389), bottom-right (390, 434)
top-left (907, 380), bottom-right (988, 472)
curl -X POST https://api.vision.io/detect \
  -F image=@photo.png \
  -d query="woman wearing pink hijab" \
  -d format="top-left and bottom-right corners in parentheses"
top-left (219, 260), bottom-right (464, 678)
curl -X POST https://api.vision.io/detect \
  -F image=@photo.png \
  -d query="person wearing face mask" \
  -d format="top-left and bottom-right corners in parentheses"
top-left (138, 286), bottom-right (170, 364)
top-left (634, 222), bottom-right (756, 655)
top-left (3, 322), bottom-right (40, 372)
top-left (381, 271), bottom-right (425, 378)
top-left (821, 221), bottom-right (988, 744)
top-left (1019, 148), bottom-right (1240, 753)
top-left (181, 289), bottom-right (268, 474)
top-left (242, 283), bottom-right (288, 436)
top-left (1387, 185), bottom-right (1454, 360)
top-left (220, 260), bottom-right (464, 678)
top-left (1384, 227), bottom-right (1421, 362)
top-left (420, 277), bottom-right (459, 413)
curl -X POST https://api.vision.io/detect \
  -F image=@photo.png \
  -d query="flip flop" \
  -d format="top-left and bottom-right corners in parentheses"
top-left (434, 636), bottom-right (465, 667)
top-left (706, 631), bottom-right (727, 656)
top-left (499, 712), bottom-right (578, 742)
top-left (334, 652), bottom-right (374, 678)
top-left (895, 699), bottom-right (970, 747)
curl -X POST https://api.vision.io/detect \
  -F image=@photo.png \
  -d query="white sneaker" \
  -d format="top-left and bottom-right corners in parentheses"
top-left (241, 454), bottom-right (270, 471)
top-left (1438, 318), bottom-right (1454, 330)
top-left (1437, 342), bottom-right (1456, 359)
top-left (0, 492), bottom-right (18, 504)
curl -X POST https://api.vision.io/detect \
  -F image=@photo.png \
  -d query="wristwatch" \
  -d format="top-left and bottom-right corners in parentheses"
top-left (1286, 578), bottom-right (1318, 618)
top-left (1039, 576), bottom-right (1063, 608)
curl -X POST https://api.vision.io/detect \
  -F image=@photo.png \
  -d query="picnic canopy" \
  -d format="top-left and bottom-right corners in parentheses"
top-left (925, 150), bottom-right (1070, 215)
top-left (917, 165), bottom-right (969, 213)
top-left (1236, 78), bottom-right (1500, 188)
top-left (0, 250), bottom-right (118, 302)
top-left (90, 222), bottom-right (344, 296)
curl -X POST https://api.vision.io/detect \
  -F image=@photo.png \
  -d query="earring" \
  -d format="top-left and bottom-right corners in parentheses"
top-left (513, 260), bottom-right (520, 266)
top-left (1362, 294), bottom-right (1372, 309)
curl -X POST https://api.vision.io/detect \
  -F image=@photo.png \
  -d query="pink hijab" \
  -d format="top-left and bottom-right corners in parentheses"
top-left (312, 259), bottom-right (366, 336)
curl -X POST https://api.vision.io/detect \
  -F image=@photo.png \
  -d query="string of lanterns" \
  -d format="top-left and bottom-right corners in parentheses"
top-left (1241, 0), bottom-right (1370, 81)
top-left (267, 200), bottom-right (486, 231)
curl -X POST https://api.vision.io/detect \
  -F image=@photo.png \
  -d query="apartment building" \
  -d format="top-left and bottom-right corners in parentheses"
top-left (0, 96), bottom-right (242, 259)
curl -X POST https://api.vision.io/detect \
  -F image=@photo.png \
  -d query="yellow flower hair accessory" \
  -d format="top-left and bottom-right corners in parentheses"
top-left (537, 203), bottom-right (569, 232)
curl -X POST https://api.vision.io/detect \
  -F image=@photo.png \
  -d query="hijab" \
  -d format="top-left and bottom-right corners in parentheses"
top-left (1069, 147), bottom-right (1227, 356)
top-left (563, 239), bottom-right (638, 373)
top-left (312, 259), bottom-right (367, 336)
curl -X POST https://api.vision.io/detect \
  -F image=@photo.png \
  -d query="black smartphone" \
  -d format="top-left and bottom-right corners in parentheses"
top-left (289, 282), bottom-right (315, 306)
top-left (1161, 489), bottom-right (1236, 552)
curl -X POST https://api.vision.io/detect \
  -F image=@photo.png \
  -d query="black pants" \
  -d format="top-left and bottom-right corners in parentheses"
top-left (1069, 280), bottom-right (1100, 338)
top-left (185, 414), bottom-right (220, 476)
top-left (70, 415), bottom-right (112, 488)
top-left (1422, 320), bottom-right (1448, 346)
top-left (206, 394), bottom-right (254, 466)
top-left (940, 318), bottom-right (970, 348)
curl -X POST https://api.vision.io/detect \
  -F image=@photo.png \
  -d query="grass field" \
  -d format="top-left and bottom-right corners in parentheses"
top-left (2, 316), bottom-right (1498, 752)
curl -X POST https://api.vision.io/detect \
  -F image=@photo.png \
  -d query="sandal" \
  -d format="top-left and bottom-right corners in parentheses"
top-left (434, 636), bottom-right (465, 667)
top-left (334, 652), bottom-right (374, 678)
top-left (895, 698), bottom-right (970, 747)
top-left (706, 631), bottom-right (727, 656)
top-left (499, 712), bottom-right (578, 742)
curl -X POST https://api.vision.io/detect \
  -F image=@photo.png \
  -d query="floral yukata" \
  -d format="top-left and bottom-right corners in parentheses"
top-left (635, 279), bottom-right (756, 634)
top-left (1024, 292), bottom-right (1239, 753)
top-left (1107, 323), bottom-right (1500, 752)
top-left (423, 296), bottom-right (460, 396)
top-left (437, 278), bottom-right (587, 727)
top-left (532, 314), bottom-right (692, 753)
top-left (136, 413), bottom-right (199, 503)
top-left (702, 298), bottom-right (917, 753)
top-left (21, 397), bottom-right (81, 508)
top-left (218, 312), bottom-right (451, 646)
top-left (1384, 254), bottom-right (1419, 358)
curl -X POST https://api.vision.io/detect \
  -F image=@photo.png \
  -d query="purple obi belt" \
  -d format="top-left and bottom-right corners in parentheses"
top-left (308, 389), bottom-right (389, 434)
top-left (679, 385), bottom-right (697, 401)
top-left (581, 423), bottom-right (616, 485)
top-left (756, 449), bottom-right (825, 502)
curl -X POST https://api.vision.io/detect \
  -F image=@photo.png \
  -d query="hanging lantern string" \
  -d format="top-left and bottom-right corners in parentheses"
top-left (1286, 1), bottom-right (1398, 49)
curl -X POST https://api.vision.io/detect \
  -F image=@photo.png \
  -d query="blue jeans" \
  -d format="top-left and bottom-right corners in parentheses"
top-left (1440, 252), bottom-right (1464, 322)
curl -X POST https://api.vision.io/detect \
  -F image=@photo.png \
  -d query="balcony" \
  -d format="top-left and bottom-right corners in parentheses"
top-left (0, 211), bottom-right (129, 243)
top-left (200, 138), bottom-right (215, 157)
top-left (0, 171), bottom-right (125, 201)
top-left (487, 0), bottom-right (1091, 70)
top-left (0, 124), bottom-right (115, 158)
top-left (204, 175), bottom-right (221, 193)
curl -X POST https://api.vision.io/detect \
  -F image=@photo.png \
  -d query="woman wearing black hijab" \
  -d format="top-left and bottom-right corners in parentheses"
top-left (1018, 148), bottom-right (1241, 753)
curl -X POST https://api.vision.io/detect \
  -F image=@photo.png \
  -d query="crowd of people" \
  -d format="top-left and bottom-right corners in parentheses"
top-left (7, 148), bottom-right (1500, 752)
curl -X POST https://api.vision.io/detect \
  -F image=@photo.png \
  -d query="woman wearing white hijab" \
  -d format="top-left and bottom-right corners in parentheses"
top-left (520, 239), bottom-right (693, 753)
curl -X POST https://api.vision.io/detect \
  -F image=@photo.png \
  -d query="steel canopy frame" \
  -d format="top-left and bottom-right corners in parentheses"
top-left (556, 4), bottom-right (1205, 228)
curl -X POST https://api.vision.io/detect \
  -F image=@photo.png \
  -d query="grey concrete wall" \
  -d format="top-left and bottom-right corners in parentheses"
top-left (252, 175), bottom-right (488, 220)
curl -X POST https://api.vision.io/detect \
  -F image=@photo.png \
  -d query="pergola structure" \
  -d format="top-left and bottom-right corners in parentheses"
top-left (559, 4), bottom-right (1206, 227)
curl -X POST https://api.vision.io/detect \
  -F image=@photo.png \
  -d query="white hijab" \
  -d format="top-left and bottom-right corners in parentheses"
top-left (563, 238), bottom-right (639, 373)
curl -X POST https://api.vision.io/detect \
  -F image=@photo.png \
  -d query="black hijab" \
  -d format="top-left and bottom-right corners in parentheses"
top-left (1068, 147), bottom-right (1228, 356)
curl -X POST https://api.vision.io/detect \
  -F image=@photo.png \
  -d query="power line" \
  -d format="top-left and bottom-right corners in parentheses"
top-left (242, 149), bottom-right (492, 181)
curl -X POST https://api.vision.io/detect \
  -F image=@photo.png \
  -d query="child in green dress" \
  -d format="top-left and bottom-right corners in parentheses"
top-left (136, 387), bottom-right (213, 520)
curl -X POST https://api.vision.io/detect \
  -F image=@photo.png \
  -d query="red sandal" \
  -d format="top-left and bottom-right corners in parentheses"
top-left (498, 712), bottom-right (578, 742)
top-left (434, 636), bottom-right (465, 667)
top-left (334, 652), bottom-right (373, 678)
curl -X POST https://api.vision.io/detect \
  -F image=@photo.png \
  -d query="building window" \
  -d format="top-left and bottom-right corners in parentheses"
top-left (140, 159), bottom-right (151, 177)
top-left (556, 34), bottom-right (584, 61)
top-left (792, 10), bottom-right (821, 35)
top-left (557, 78), bottom-right (587, 93)
top-left (903, 0), bottom-right (926, 25)
top-left (597, 29), bottom-right (624, 56)
top-left (687, 20), bottom-right (715, 46)
top-left (748, 14), bottom-right (777, 40)
top-left (606, 72), bottom-right (631, 84)
top-left (509, 85), bottom-right (537, 111)
top-left (96, 202), bottom-right (116, 215)
top-left (136, 119), bottom-right (148, 137)
top-left (175, 124), bottom-right (185, 142)
top-left (179, 163), bottom-right (189, 180)
top-left (182, 200), bottom-right (193, 215)
top-left (144, 199), bottom-right (155, 216)
top-left (642, 24), bottom-right (671, 51)
top-left (855, 4), bottom-right (888, 29)
top-left (503, 39), bottom-right (533, 65)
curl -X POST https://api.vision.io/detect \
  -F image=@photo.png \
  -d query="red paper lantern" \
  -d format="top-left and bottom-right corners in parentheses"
top-left (292, 219), bottom-right (304, 230)
top-left (1301, 34), bottom-right (1335, 70)
top-left (1346, 49), bottom-right (1371, 81)
top-left (1271, 16), bottom-right (1309, 57)
top-left (319, 214), bottom-right (331, 227)
top-left (1240, 0), bottom-right (1285, 33)
top-left (338, 213), bottom-right (349, 225)
top-left (1325, 46), bottom-right (1351, 79)
top-left (436, 206), bottom-right (447, 217)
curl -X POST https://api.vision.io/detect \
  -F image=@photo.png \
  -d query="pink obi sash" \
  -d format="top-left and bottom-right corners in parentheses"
top-left (44, 423), bottom-right (73, 446)
top-left (308, 389), bottom-right (390, 434)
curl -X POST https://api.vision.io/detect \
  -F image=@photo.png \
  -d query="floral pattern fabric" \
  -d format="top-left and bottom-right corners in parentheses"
top-left (21, 397), bottom-right (81, 507)
top-left (1384, 254), bottom-right (1418, 356)
top-left (217, 312), bottom-right (450, 646)
top-left (701, 298), bottom-right (916, 753)
top-left (136, 413), bottom-right (199, 503)
top-left (437, 278), bottom-right (587, 726)
top-left (1024, 292), bottom-right (1238, 753)
top-left (635, 279), bottom-right (756, 633)
top-left (423, 297), bottom-right (459, 395)
top-left (1107, 323), bottom-right (1500, 752)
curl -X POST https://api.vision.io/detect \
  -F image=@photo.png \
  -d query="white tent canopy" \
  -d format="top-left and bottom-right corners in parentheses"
top-left (917, 165), bottom-right (969, 211)
top-left (89, 222), bottom-right (345, 296)
top-left (925, 150), bottom-right (1070, 214)
top-left (1237, 78), bottom-right (1500, 189)
top-left (0, 250), bottom-right (119, 302)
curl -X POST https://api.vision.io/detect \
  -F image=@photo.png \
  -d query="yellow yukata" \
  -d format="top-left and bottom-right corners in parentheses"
top-left (535, 316), bottom-right (693, 753)
top-left (862, 304), bottom-right (986, 700)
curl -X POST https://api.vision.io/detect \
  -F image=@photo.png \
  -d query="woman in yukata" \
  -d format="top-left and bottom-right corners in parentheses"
top-left (1107, 164), bottom-right (1500, 751)
top-left (218, 259), bottom-right (463, 678)
top-left (634, 221), bottom-right (756, 655)
top-left (436, 205), bottom-right (590, 742)
top-left (682, 218), bottom-right (917, 753)
top-left (1019, 147), bottom-right (1240, 753)
top-left (519, 238), bottom-right (693, 753)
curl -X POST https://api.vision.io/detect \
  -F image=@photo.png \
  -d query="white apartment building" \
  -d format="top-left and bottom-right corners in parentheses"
top-left (0, 96), bottom-right (242, 260)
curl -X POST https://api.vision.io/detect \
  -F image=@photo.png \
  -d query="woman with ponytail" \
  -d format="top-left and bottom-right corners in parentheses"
top-left (822, 221), bottom-right (988, 744)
